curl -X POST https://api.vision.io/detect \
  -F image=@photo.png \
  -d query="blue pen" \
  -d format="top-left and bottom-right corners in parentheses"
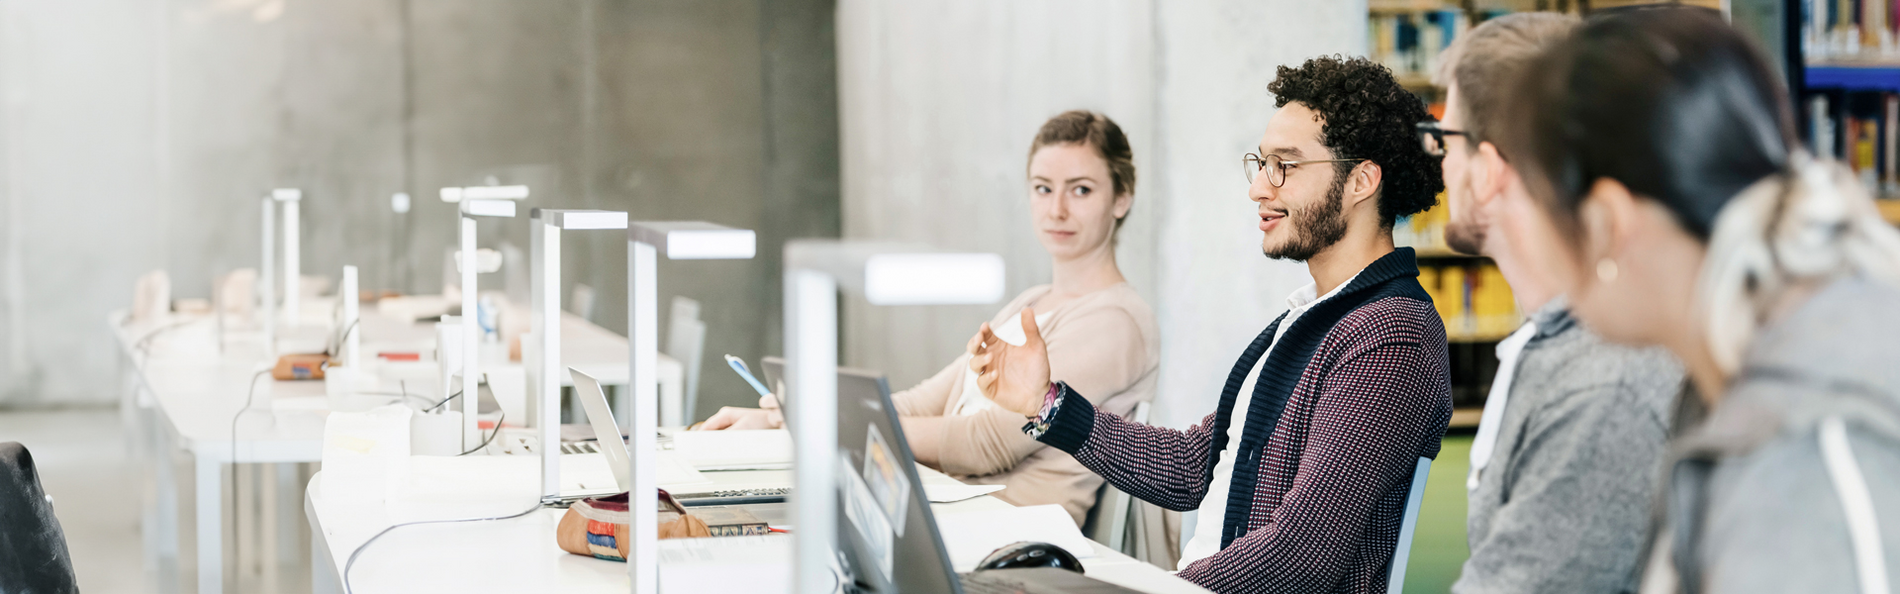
top-left (725, 355), bottom-right (773, 398)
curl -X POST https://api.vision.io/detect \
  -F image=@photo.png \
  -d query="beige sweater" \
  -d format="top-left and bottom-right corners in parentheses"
top-left (891, 282), bottom-right (1159, 526)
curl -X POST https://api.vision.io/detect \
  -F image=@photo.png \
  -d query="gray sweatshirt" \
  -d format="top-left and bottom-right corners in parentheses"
top-left (1642, 277), bottom-right (1900, 593)
top-left (1453, 298), bottom-right (1684, 594)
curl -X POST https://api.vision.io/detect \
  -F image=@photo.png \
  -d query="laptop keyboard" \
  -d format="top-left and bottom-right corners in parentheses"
top-left (673, 487), bottom-right (792, 506)
top-left (958, 572), bottom-right (1033, 594)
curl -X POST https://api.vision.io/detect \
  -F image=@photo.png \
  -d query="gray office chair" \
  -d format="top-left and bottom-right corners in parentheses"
top-left (1083, 402), bottom-right (1150, 554)
top-left (568, 283), bottom-right (597, 323)
top-left (0, 442), bottom-right (78, 594)
top-left (664, 296), bottom-right (706, 424)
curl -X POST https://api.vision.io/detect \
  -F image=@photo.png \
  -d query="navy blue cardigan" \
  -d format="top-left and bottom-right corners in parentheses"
top-left (1032, 248), bottom-right (1453, 594)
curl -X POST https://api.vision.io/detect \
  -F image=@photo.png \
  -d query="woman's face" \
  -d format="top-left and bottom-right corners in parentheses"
top-left (1496, 172), bottom-right (1706, 348)
top-left (1028, 143), bottom-right (1131, 262)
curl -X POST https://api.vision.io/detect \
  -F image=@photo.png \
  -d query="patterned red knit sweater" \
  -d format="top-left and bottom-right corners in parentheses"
top-left (1031, 250), bottom-right (1452, 594)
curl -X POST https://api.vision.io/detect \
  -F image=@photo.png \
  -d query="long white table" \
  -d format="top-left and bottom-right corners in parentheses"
top-left (305, 462), bottom-right (1211, 594)
top-left (114, 302), bottom-right (682, 594)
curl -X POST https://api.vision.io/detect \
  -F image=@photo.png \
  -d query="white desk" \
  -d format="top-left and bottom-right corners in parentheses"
top-left (305, 462), bottom-right (1211, 594)
top-left (113, 303), bottom-right (682, 594)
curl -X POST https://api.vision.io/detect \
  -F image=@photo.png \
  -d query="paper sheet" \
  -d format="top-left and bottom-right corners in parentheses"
top-left (657, 535), bottom-right (792, 594)
top-left (922, 482), bottom-right (1006, 503)
top-left (933, 504), bottom-right (1097, 572)
top-left (670, 429), bottom-right (794, 470)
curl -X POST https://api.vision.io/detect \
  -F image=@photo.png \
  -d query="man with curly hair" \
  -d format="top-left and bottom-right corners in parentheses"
top-left (968, 55), bottom-right (1453, 593)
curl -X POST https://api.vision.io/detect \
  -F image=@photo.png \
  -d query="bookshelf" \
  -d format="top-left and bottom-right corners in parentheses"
top-left (1788, 0), bottom-right (1900, 207)
top-left (1806, 64), bottom-right (1900, 93)
top-left (1880, 196), bottom-right (1900, 223)
top-left (1372, 0), bottom-right (1723, 428)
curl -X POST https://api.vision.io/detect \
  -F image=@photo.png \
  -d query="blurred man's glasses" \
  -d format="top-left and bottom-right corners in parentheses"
top-left (1243, 153), bottom-right (1361, 187)
top-left (1417, 121), bottom-right (1468, 158)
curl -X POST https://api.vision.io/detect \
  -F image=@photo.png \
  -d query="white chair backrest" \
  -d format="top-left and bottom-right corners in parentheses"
top-left (1084, 401), bottom-right (1151, 553)
top-left (1386, 456), bottom-right (1433, 594)
top-left (568, 283), bottom-right (597, 322)
top-left (665, 296), bottom-right (706, 423)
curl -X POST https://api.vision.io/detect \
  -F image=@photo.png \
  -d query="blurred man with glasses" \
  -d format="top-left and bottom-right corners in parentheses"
top-left (969, 55), bottom-right (1452, 593)
top-left (1426, 13), bottom-right (1684, 594)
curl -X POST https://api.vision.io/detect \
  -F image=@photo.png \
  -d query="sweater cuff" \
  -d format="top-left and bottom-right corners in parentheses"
top-left (1022, 381), bottom-right (1095, 452)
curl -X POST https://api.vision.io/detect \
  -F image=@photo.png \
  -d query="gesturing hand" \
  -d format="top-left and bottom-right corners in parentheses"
top-left (966, 308), bottom-right (1052, 417)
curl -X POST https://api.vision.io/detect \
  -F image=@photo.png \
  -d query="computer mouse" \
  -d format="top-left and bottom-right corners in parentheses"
top-left (974, 541), bottom-right (1086, 574)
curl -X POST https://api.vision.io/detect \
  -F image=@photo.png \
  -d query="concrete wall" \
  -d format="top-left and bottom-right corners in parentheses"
top-left (1, 0), bottom-right (1371, 421)
top-left (1149, 2), bottom-right (1367, 430)
top-left (0, 0), bottom-right (841, 413)
top-left (836, 0), bottom-right (1367, 431)
top-left (835, 0), bottom-right (1160, 387)
top-left (0, 0), bottom-right (164, 405)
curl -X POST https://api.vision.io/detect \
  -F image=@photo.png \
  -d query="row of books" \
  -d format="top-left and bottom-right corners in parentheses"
top-left (1803, 0), bottom-right (1900, 61)
top-left (1394, 195), bottom-right (1454, 255)
top-left (1808, 92), bottom-right (1900, 197)
top-left (1398, 196), bottom-right (1520, 339)
top-left (1420, 262), bottom-right (1519, 340)
top-left (1370, 9), bottom-right (1482, 85)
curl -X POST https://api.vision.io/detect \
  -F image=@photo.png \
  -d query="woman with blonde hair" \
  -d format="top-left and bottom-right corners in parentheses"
top-left (1491, 7), bottom-right (1900, 592)
top-left (703, 110), bottom-right (1161, 530)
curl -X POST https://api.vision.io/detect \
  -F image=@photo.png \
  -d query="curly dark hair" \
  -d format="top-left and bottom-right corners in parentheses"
top-left (1267, 55), bottom-right (1443, 227)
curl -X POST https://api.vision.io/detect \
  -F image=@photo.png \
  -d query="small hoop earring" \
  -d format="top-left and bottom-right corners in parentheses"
top-left (1596, 258), bottom-right (1619, 282)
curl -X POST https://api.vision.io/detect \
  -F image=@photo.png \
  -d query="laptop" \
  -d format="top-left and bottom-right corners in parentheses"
top-left (562, 367), bottom-right (631, 496)
top-left (832, 365), bottom-right (1143, 594)
top-left (762, 356), bottom-right (889, 439)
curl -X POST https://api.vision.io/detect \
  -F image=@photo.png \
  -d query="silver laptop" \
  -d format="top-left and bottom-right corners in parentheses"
top-left (564, 367), bottom-right (630, 495)
top-left (832, 366), bottom-right (1143, 594)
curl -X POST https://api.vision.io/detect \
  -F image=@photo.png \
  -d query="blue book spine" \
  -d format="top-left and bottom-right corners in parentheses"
top-left (1438, 10), bottom-right (1459, 50)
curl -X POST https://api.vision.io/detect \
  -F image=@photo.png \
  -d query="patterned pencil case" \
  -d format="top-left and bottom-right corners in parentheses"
top-left (555, 489), bottom-right (710, 561)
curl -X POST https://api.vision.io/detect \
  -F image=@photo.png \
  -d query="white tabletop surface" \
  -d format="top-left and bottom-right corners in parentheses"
top-left (307, 460), bottom-right (1211, 594)
top-left (113, 300), bottom-right (676, 462)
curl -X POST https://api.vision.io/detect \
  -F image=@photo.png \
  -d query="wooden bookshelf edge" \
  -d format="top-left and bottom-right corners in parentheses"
top-left (1448, 329), bottom-right (1514, 343)
top-left (1879, 199), bottom-right (1900, 225)
top-left (1449, 408), bottom-right (1484, 429)
top-left (1411, 247), bottom-right (1488, 259)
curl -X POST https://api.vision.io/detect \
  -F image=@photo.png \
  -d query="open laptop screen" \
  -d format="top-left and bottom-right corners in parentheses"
top-left (762, 357), bottom-right (889, 441)
top-left (832, 367), bottom-right (961, 594)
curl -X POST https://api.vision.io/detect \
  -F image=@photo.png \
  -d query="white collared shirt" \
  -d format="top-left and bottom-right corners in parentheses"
top-left (1179, 273), bottom-right (1360, 567)
top-left (1467, 321), bottom-right (1538, 491)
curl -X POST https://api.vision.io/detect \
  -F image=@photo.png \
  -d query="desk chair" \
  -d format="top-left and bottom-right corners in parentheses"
top-left (1386, 457), bottom-right (1433, 594)
top-left (664, 296), bottom-right (706, 426)
top-left (569, 283), bottom-right (597, 322)
top-left (0, 442), bottom-right (78, 594)
top-left (1083, 401), bottom-right (1150, 554)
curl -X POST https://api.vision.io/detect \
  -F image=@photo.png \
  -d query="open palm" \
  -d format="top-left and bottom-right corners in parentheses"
top-left (967, 308), bottom-right (1052, 417)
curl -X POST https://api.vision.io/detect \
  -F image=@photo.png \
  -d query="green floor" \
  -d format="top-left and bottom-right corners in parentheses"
top-left (1402, 434), bottom-right (1473, 593)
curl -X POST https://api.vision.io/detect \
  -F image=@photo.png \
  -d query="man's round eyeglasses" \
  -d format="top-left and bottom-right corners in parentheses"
top-left (1242, 153), bottom-right (1361, 187)
top-left (1416, 121), bottom-right (1468, 158)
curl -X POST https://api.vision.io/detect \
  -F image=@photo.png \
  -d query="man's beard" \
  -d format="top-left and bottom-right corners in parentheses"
top-left (1264, 174), bottom-right (1349, 262)
top-left (1444, 194), bottom-right (1487, 255)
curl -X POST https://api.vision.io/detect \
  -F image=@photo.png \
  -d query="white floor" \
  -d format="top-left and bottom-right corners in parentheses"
top-left (0, 407), bottom-right (151, 594)
top-left (1, 406), bottom-right (316, 594)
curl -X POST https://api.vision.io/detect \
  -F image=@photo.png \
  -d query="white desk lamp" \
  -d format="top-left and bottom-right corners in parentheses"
top-left (259, 188), bottom-right (301, 358)
top-left (441, 184), bottom-right (529, 450)
top-left (626, 221), bottom-right (757, 594)
top-left (784, 241), bottom-right (1005, 594)
top-left (529, 208), bottom-right (629, 502)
